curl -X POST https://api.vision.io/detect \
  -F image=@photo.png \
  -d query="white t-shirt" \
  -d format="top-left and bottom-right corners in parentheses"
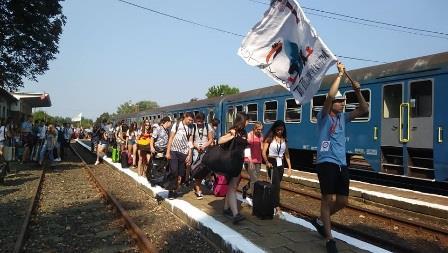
top-left (170, 121), bottom-right (193, 154)
top-left (268, 138), bottom-right (286, 158)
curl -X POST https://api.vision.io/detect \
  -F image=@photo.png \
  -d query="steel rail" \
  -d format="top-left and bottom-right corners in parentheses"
top-left (13, 168), bottom-right (45, 253)
top-left (241, 173), bottom-right (448, 235)
top-left (70, 144), bottom-right (159, 253)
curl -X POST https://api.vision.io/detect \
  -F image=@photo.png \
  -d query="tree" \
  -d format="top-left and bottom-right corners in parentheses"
top-left (116, 100), bottom-right (159, 115)
top-left (206, 84), bottom-right (239, 98)
top-left (0, 0), bottom-right (66, 91)
top-left (95, 112), bottom-right (111, 125)
top-left (33, 110), bottom-right (52, 123)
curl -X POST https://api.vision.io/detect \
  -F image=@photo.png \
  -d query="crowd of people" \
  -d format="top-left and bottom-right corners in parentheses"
top-left (0, 115), bottom-right (77, 166)
top-left (88, 63), bottom-right (368, 253)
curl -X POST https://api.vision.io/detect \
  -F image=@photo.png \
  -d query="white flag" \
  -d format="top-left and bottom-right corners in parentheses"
top-left (238, 0), bottom-right (337, 104)
top-left (72, 113), bottom-right (82, 122)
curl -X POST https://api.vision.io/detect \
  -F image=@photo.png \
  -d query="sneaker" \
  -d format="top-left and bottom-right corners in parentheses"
top-left (168, 190), bottom-right (177, 200)
top-left (94, 161), bottom-right (100, 166)
top-left (326, 239), bottom-right (338, 253)
top-left (223, 208), bottom-right (233, 218)
top-left (54, 157), bottom-right (61, 162)
top-left (311, 218), bottom-right (326, 238)
top-left (195, 191), bottom-right (204, 200)
top-left (232, 213), bottom-right (245, 224)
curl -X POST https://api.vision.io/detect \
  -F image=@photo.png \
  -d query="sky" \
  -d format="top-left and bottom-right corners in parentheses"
top-left (23, 0), bottom-right (448, 120)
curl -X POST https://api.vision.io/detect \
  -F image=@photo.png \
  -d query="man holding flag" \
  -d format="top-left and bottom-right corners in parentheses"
top-left (238, 1), bottom-right (369, 252)
top-left (312, 63), bottom-right (369, 252)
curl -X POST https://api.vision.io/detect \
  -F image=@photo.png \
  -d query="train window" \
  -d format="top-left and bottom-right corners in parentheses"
top-left (310, 94), bottom-right (326, 123)
top-left (383, 84), bottom-right (402, 119)
top-left (410, 80), bottom-right (432, 118)
top-left (285, 98), bottom-right (301, 123)
top-left (236, 105), bottom-right (244, 113)
top-left (344, 89), bottom-right (371, 121)
top-left (226, 106), bottom-right (235, 132)
top-left (174, 113), bottom-right (178, 119)
top-left (247, 103), bottom-right (258, 122)
top-left (180, 112), bottom-right (184, 119)
top-left (194, 110), bottom-right (199, 116)
top-left (208, 110), bottom-right (215, 123)
top-left (264, 101), bottom-right (277, 123)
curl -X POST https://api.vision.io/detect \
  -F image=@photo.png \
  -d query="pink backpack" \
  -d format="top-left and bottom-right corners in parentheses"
top-left (213, 175), bottom-right (228, 197)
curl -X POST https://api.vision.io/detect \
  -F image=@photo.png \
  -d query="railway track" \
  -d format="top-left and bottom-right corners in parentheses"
top-left (11, 147), bottom-right (156, 253)
top-left (239, 174), bottom-right (448, 253)
top-left (71, 142), bottom-right (223, 253)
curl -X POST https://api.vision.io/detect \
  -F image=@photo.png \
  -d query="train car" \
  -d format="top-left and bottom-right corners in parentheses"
top-left (120, 52), bottom-right (448, 190)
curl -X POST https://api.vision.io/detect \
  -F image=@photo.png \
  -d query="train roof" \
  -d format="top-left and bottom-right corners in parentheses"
top-left (322, 51), bottom-right (448, 89)
top-left (119, 51), bottom-right (448, 119)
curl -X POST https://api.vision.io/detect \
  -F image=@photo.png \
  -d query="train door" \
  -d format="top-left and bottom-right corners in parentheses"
top-left (381, 80), bottom-right (434, 179)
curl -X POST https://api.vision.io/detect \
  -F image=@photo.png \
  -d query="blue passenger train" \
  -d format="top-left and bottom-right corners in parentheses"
top-left (118, 52), bottom-right (448, 188)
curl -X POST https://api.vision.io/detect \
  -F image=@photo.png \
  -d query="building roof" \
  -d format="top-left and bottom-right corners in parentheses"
top-left (0, 88), bottom-right (19, 103)
top-left (12, 92), bottom-right (52, 107)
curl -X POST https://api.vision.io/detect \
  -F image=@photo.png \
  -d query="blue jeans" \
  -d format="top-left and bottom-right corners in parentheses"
top-left (40, 145), bottom-right (54, 162)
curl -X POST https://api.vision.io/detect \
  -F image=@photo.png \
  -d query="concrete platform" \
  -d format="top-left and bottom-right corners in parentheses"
top-left (77, 140), bottom-right (387, 253)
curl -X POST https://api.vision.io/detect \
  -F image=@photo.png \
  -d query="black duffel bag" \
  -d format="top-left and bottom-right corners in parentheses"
top-left (202, 138), bottom-right (244, 178)
top-left (191, 152), bottom-right (211, 180)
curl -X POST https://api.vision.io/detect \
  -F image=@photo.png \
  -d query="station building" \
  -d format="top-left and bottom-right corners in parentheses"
top-left (0, 88), bottom-right (51, 123)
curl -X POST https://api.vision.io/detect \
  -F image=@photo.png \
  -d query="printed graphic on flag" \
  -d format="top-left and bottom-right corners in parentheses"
top-left (238, 0), bottom-right (337, 104)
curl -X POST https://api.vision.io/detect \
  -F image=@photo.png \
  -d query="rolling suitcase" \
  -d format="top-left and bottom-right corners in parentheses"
top-left (252, 171), bottom-right (274, 219)
top-left (120, 151), bottom-right (129, 168)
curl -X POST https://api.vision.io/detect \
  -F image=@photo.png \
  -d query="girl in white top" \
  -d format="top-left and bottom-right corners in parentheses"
top-left (262, 120), bottom-right (292, 216)
top-left (127, 122), bottom-right (138, 167)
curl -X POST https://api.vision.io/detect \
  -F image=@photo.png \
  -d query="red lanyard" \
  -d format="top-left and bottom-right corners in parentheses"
top-left (329, 116), bottom-right (340, 136)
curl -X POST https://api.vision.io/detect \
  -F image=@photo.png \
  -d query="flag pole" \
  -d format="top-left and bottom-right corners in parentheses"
top-left (343, 69), bottom-right (356, 85)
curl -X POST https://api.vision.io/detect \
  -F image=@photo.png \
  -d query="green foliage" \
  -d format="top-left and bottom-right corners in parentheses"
top-left (79, 118), bottom-right (93, 129)
top-left (33, 111), bottom-right (51, 123)
top-left (116, 100), bottom-right (159, 115)
top-left (32, 110), bottom-right (92, 128)
top-left (95, 112), bottom-right (112, 125)
top-left (0, 0), bottom-right (66, 91)
top-left (206, 84), bottom-right (239, 98)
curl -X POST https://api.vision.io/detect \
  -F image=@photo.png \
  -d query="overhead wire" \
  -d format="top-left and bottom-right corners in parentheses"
top-left (117, 0), bottom-right (386, 63)
top-left (248, 0), bottom-right (448, 38)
